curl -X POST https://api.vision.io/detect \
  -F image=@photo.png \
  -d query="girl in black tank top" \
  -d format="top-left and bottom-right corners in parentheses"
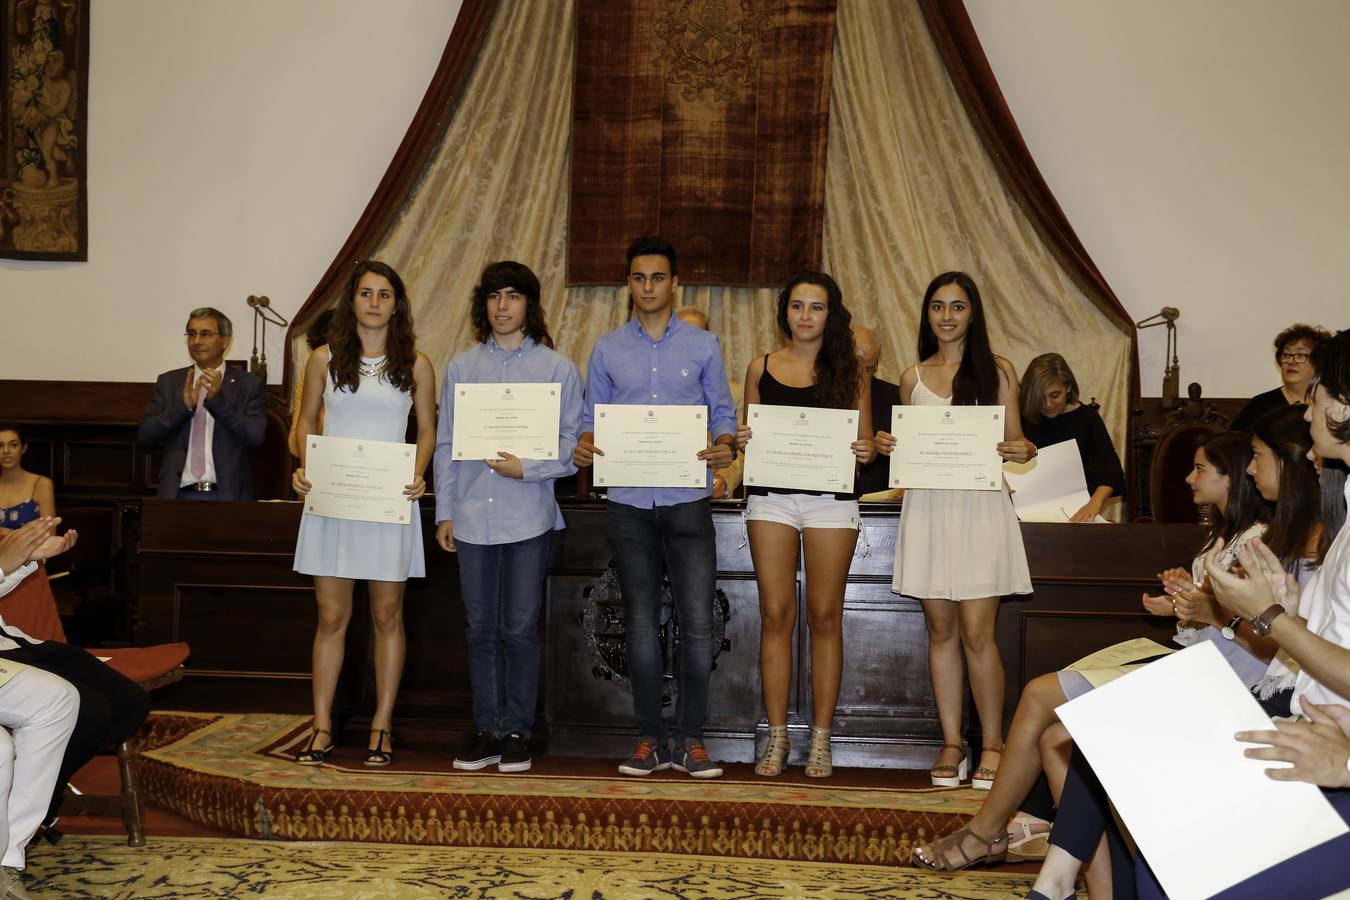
top-left (749, 355), bottom-right (854, 501)
top-left (733, 272), bottom-right (876, 780)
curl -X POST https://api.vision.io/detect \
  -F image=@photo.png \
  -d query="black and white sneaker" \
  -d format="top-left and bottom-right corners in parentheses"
top-left (453, 730), bottom-right (502, 770)
top-left (497, 731), bottom-right (533, 773)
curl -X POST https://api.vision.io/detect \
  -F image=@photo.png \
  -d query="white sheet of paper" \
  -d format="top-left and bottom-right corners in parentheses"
top-left (1057, 642), bottom-right (1348, 900)
top-left (1003, 438), bottom-right (1104, 522)
top-left (743, 403), bottom-right (857, 494)
top-left (305, 434), bottom-right (416, 525)
top-left (888, 405), bottom-right (1003, 491)
top-left (450, 382), bottom-right (562, 460)
top-left (593, 404), bottom-right (708, 489)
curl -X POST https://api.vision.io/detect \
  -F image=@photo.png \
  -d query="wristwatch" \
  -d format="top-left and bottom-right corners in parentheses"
top-left (725, 441), bottom-right (738, 461)
top-left (1250, 603), bottom-right (1286, 637)
top-left (1221, 615), bottom-right (1243, 641)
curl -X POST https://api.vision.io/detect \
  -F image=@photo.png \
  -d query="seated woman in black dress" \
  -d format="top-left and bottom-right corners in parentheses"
top-left (1230, 323), bottom-right (1330, 433)
top-left (1019, 355), bottom-right (1125, 521)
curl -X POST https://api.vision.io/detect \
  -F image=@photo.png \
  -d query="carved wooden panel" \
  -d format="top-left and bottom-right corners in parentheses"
top-left (136, 499), bottom-right (1206, 759)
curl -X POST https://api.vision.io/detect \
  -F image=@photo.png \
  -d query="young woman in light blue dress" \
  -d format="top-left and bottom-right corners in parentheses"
top-left (291, 260), bottom-right (436, 767)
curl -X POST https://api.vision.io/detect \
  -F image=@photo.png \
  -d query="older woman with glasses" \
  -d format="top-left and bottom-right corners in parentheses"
top-left (1231, 323), bottom-right (1332, 432)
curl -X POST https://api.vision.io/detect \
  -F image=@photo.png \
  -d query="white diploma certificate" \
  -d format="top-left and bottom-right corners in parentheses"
top-left (1003, 439), bottom-right (1106, 522)
top-left (1057, 642), bottom-right (1349, 900)
top-left (743, 404), bottom-right (857, 494)
top-left (305, 434), bottom-right (416, 525)
top-left (450, 382), bottom-right (562, 461)
top-left (888, 405), bottom-right (1004, 490)
top-left (593, 404), bottom-right (708, 489)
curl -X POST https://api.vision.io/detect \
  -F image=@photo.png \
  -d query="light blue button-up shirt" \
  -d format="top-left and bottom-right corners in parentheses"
top-left (581, 314), bottom-right (737, 509)
top-left (433, 336), bottom-right (582, 545)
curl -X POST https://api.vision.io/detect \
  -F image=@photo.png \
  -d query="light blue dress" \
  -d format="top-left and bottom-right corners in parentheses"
top-left (293, 360), bottom-right (425, 581)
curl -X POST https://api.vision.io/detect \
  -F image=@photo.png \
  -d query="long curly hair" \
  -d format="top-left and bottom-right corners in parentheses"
top-left (327, 260), bottom-right (417, 394)
top-left (775, 272), bottom-right (859, 411)
top-left (917, 272), bottom-right (999, 407)
top-left (470, 260), bottom-right (554, 348)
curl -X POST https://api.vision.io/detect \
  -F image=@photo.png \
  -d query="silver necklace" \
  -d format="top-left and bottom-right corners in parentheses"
top-left (358, 356), bottom-right (387, 378)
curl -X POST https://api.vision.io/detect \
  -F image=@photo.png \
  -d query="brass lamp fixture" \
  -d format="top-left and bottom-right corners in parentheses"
top-left (1136, 307), bottom-right (1181, 409)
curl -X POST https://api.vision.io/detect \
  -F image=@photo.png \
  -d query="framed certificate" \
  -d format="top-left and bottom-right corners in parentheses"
top-left (743, 404), bottom-right (857, 494)
top-left (889, 405), bottom-right (1003, 491)
top-left (305, 434), bottom-right (416, 524)
top-left (593, 404), bottom-right (707, 489)
top-left (450, 382), bottom-right (562, 460)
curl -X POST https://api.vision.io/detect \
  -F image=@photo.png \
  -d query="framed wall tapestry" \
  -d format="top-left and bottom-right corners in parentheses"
top-left (1, 0), bottom-right (89, 260)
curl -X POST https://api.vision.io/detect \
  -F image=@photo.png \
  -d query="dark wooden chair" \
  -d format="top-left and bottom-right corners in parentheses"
top-left (0, 567), bottom-right (189, 847)
top-left (1148, 422), bottom-right (1222, 523)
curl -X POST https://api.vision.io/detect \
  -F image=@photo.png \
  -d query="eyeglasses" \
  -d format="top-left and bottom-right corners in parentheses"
top-left (185, 330), bottom-right (220, 340)
top-left (1278, 351), bottom-right (1309, 364)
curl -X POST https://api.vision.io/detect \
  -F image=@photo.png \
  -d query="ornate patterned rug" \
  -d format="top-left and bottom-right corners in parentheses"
top-left (24, 835), bottom-right (1038, 898)
top-left (132, 713), bottom-right (988, 868)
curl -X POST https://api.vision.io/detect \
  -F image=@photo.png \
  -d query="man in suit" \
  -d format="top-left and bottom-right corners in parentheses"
top-left (138, 307), bottom-right (266, 500)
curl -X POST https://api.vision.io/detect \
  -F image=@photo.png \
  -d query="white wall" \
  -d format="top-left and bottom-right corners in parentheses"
top-left (1, 0), bottom-right (463, 383)
top-left (966, 0), bottom-right (1350, 397)
top-left (7, 1), bottom-right (1347, 397)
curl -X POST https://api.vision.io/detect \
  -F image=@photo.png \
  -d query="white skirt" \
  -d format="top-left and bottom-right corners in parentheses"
top-left (892, 487), bottom-right (1031, 601)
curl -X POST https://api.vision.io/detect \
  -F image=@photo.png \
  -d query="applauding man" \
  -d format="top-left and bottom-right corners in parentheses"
top-left (138, 308), bottom-right (265, 500)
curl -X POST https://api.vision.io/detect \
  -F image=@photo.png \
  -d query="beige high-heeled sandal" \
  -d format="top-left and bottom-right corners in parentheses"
top-left (754, 724), bottom-right (790, 777)
top-left (804, 726), bottom-right (832, 778)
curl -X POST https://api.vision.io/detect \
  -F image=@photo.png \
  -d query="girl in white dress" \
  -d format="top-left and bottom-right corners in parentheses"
top-left (876, 272), bottom-right (1035, 790)
top-left (291, 260), bottom-right (436, 767)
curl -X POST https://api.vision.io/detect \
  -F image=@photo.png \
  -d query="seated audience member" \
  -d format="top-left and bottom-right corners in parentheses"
top-left (0, 519), bottom-right (80, 897)
top-left (914, 423), bottom-right (1317, 895)
top-left (1230, 323), bottom-right (1330, 433)
top-left (677, 306), bottom-right (744, 499)
top-left (0, 518), bottom-right (151, 834)
top-left (0, 425), bottom-right (55, 530)
top-left (1029, 331), bottom-right (1350, 900)
top-left (287, 309), bottom-right (334, 458)
top-left (852, 325), bottom-right (902, 501)
top-left (1018, 354), bottom-right (1125, 521)
top-left (138, 307), bottom-right (266, 500)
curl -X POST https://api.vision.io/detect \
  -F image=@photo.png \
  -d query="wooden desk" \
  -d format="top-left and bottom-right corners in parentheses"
top-left (137, 499), bottom-right (1204, 765)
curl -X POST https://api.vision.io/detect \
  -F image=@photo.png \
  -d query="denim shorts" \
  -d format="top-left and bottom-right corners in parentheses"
top-left (745, 492), bottom-right (860, 531)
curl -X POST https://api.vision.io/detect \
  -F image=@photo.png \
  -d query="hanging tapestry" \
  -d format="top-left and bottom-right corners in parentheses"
top-left (1, 0), bottom-right (89, 260)
top-left (569, 0), bottom-right (836, 285)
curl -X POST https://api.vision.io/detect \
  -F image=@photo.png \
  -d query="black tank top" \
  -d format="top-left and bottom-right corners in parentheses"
top-left (747, 354), bottom-right (853, 500)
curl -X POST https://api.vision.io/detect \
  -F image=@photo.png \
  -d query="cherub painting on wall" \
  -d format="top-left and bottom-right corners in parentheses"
top-left (1, 0), bottom-right (88, 260)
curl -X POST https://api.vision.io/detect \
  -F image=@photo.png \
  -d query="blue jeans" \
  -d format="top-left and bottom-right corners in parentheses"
top-left (454, 531), bottom-right (552, 737)
top-left (606, 499), bottom-right (717, 747)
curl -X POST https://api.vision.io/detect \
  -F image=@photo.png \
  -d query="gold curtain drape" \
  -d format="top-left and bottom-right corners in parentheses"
top-left (295, 0), bottom-right (1131, 498)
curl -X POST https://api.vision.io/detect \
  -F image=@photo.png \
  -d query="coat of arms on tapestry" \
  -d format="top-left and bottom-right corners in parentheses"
top-left (1, 0), bottom-right (89, 260)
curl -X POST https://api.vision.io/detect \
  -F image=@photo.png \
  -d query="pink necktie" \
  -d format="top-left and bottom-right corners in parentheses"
top-left (188, 381), bottom-right (208, 480)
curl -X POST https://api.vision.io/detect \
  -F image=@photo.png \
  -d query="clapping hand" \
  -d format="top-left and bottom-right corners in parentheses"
top-left (1236, 702), bottom-right (1350, 788)
top-left (1205, 537), bottom-right (1298, 620)
top-left (0, 517), bottom-right (77, 573)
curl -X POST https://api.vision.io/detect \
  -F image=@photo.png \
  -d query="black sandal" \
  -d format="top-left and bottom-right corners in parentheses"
top-left (296, 728), bottom-right (334, 765)
top-left (364, 729), bottom-right (392, 767)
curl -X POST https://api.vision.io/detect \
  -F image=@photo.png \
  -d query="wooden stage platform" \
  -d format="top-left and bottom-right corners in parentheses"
top-left (135, 499), bottom-right (1204, 769)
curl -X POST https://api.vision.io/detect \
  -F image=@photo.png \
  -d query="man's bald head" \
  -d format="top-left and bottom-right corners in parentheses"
top-left (677, 306), bottom-right (709, 331)
top-left (853, 325), bottom-right (880, 377)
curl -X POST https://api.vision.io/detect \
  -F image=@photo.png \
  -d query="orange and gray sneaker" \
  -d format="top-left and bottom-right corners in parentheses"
top-left (672, 739), bottom-right (723, 778)
top-left (618, 737), bottom-right (672, 776)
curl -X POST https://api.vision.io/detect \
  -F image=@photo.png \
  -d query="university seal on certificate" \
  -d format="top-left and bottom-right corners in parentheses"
top-left (305, 434), bottom-right (416, 524)
top-left (743, 404), bottom-right (857, 494)
top-left (889, 406), bottom-right (1003, 491)
top-left (450, 382), bottom-right (562, 460)
top-left (593, 404), bottom-right (707, 489)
